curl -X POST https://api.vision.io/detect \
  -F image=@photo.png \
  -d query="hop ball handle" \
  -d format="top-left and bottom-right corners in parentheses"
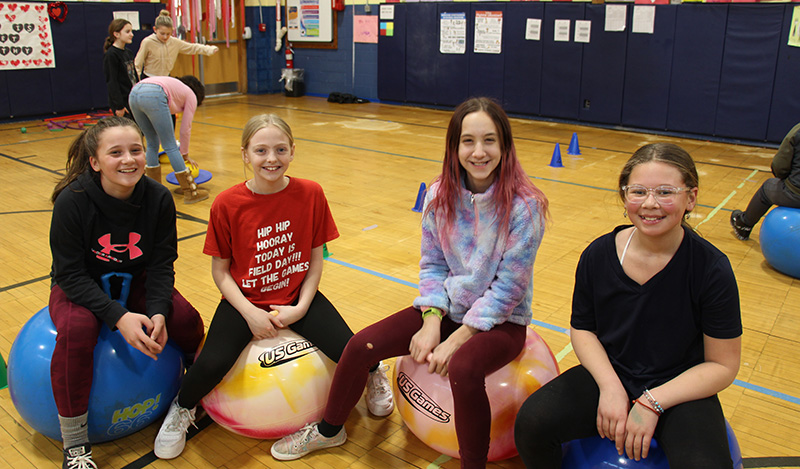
top-left (100, 272), bottom-right (133, 308)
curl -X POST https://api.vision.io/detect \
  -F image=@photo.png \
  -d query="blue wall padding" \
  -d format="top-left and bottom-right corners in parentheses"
top-left (667, 4), bottom-right (726, 136)
top-left (468, 4), bottom-right (504, 104)
top-left (621, 5), bottom-right (676, 131)
top-left (436, 3), bottom-right (471, 107)
top-left (502, 3), bottom-right (543, 116)
top-left (767, 4), bottom-right (800, 143)
top-left (8, 70), bottom-right (53, 117)
top-left (540, 4), bottom-right (585, 120)
top-left (405, 2), bottom-right (438, 105)
top-left (3, 2), bottom-right (159, 119)
top-left (579, 5), bottom-right (627, 125)
top-left (0, 73), bottom-right (8, 118)
top-left (51, 4), bottom-right (92, 113)
top-left (714, 5), bottom-right (782, 141)
top-left (378, 3), bottom-right (406, 102)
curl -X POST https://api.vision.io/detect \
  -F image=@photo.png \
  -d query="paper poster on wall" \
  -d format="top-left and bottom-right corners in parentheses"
top-left (474, 11), bottom-right (502, 54)
top-left (113, 11), bottom-right (141, 31)
top-left (632, 5), bottom-right (655, 34)
top-left (789, 6), bottom-right (800, 47)
top-left (605, 5), bottom-right (626, 32)
top-left (0, 2), bottom-right (55, 70)
top-left (575, 20), bottom-right (591, 43)
top-left (554, 19), bottom-right (570, 42)
top-left (525, 18), bottom-right (541, 41)
top-left (379, 4), bottom-right (394, 20)
top-left (354, 15), bottom-right (378, 43)
top-left (440, 11), bottom-right (466, 54)
top-left (287, 0), bottom-right (333, 43)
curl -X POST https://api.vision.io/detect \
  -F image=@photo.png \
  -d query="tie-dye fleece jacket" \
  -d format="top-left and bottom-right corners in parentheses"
top-left (412, 181), bottom-right (545, 331)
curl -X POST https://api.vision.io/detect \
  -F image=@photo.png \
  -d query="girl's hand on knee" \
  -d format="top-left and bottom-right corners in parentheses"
top-left (149, 313), bottom-right (169, 349)
top-left (410, 321), bottom-right (440, 364)
top-left (269, 304), bottom-right (305, 328)
top-left (596, 387), bottom-right (629, 451)
top-left (116, 312), bottom-right (164, 360)
top-left (624, 403), bottom-right (658, 461)
top-left (243, 307), bottom-right (281, 339)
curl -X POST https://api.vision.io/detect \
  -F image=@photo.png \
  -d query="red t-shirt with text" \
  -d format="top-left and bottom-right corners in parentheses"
top-left (204, 178), bottom-right (339, 309)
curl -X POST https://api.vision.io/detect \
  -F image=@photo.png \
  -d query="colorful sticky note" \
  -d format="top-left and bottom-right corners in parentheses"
top-left (380, 21), bottom-right (394, 36)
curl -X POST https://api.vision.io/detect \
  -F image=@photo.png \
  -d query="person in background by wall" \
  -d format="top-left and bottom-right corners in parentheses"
top-left (128, 75), bottom-right (209, 204)
top-left (730, 122), bottom-right (800, 240)
top-left (134, 10), bottom-right (218, 80)
top-left (103, 18), bottom-right (139, 119)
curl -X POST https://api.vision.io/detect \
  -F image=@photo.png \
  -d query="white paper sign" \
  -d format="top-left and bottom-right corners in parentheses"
top-left (440, 11), bottom-right (466, 54)
top-left (113, 11), bottom-right (141, 31)
top-left (605, 4), bottom-right (626, 32)
top-left (632, 5), bottom-right (655, 34)
top-left (474, 10), bottom-right (502, 54)
top-left (554, 19), bottom-right (570, 42)
top-left (575, 20), bottom-right (591, 43)
top-left (525, 18), bottom-right (541, 41)
top-left (379, 5), bottom-right (394, 21)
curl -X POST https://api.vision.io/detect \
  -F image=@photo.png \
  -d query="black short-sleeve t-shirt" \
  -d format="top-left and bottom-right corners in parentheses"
top-left (571, 225), bottom-right (742, 397)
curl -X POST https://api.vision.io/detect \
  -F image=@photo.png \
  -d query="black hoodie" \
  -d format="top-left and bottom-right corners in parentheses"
top-left (50, 171), bottom-right (178, 329)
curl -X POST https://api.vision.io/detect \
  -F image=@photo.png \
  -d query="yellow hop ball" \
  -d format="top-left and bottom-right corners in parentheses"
top-left (189, 164), bottom-right (200, 179)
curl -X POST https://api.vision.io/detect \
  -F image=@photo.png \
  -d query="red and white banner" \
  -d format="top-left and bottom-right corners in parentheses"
top-left (0, 2), bottom-right (54, 70)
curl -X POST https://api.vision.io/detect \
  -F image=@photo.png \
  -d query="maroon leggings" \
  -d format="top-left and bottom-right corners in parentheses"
top-left (48, 282), bottom-right (204, 418)
top-left (323, 306), bottom-right (526, 468)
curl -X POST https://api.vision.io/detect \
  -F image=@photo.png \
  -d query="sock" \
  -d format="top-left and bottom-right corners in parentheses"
top-left (59, 413), bottom-right (89, 449)
top-left (317, 419), bottom-right (343, 438)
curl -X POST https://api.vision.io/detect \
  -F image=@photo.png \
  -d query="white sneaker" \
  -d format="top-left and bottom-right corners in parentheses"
top-left (270, 422), bottom-right (346, 461)
top-left (154, 397), bottom-right (197, 459)
top-left (366, 362), bottom-right (395, 417)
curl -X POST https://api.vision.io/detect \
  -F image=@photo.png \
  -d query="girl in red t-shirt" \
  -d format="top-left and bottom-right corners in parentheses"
top-left (152, 113), bottom-right (393, 460)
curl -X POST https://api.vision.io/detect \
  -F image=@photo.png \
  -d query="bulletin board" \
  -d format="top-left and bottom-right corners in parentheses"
top-left (286, 0), bottom-right (334, 44)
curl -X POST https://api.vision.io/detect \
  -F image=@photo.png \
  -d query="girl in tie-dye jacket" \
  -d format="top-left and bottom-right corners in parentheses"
top-left (270, 97), bottom-right (549, 468)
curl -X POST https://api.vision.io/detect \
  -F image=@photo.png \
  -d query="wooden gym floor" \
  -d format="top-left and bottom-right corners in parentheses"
top-left (0, 94), bottom-right (798, 468)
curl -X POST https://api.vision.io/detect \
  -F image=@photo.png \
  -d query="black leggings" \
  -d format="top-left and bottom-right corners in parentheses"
top-left (513, 365), bottom-right (733, 469)
top-left (177, 291), bottom-right (354, 408)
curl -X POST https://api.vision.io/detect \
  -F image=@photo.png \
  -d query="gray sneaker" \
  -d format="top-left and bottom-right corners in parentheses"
top-left (270, 423), bottom-right (346, 461)
top-left (366, 362), bottom-right (395, 417)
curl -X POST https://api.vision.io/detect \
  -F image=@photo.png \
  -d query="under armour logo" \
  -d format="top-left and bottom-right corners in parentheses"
top-left (94, 233), bottom-right (143, 262)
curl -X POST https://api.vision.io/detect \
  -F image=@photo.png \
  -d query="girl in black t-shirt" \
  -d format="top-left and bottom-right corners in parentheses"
top-left (514, 143), bottom-right (741, 468)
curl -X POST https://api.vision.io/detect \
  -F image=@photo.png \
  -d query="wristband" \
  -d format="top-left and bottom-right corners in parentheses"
top-left (421, 307), bottom-right (443, 320)
top-left (633, 398), bottom-right (661, 417)
top-left (642, 389), bottom-right (664, 415)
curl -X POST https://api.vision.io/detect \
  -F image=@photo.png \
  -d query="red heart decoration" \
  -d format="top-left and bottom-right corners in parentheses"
top-left (5, 14), bottom-right (16, 22)
top-left (0, 4), bottom-right (4, 10)
top-left (39, 32), bottom-right (48, 39)
top-left (0, 60), bottom-right (8, 66)
top-left (40, 41), bottom-right (50, 47)
top-left (41, 48), bottom-right (51, 55)
top-left (20, 5), bottom-right (29, 12)
top-left (38, 16), bottom-right (47, 23)
top-left (21, 59), bottom-right (30, 66)
top-left (8, 4), bottom-right (17, 11)
top-left (11, 59), bottom-right (19, 66)
top-left (44, 58), bottom-right (52, 65)
top-left (35, 5), bottom-right (44, 11)
top-left (33, 59), bottom-right (41, 65)
top-left (47, 2), bottom-right (67, 23)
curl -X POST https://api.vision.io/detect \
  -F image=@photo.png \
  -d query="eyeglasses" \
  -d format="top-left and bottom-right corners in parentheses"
top-left (621, 185), bottom-right (692, 205)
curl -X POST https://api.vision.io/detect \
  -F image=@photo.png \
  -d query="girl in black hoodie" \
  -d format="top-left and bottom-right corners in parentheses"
top-left (49, 117), bottom-right (204, 468)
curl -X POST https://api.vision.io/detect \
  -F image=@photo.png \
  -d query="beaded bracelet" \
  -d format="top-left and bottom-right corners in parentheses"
top-left (643, 389), bottom-right (665, 415)
top-left (633, 398), bottom-right (661, 417)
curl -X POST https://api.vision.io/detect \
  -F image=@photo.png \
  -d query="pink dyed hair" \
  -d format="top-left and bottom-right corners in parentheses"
top-left (424, 97), bottom-right (549, 237)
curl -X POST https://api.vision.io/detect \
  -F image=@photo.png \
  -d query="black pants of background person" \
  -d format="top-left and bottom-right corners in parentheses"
top-left (514, 365), bottom-right (733, 469)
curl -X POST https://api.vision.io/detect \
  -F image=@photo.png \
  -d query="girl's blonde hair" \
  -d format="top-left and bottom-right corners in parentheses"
top-left (155, 10), bottom-right (173, 30)
top-left (241, 114), bottom-right (294, 149)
